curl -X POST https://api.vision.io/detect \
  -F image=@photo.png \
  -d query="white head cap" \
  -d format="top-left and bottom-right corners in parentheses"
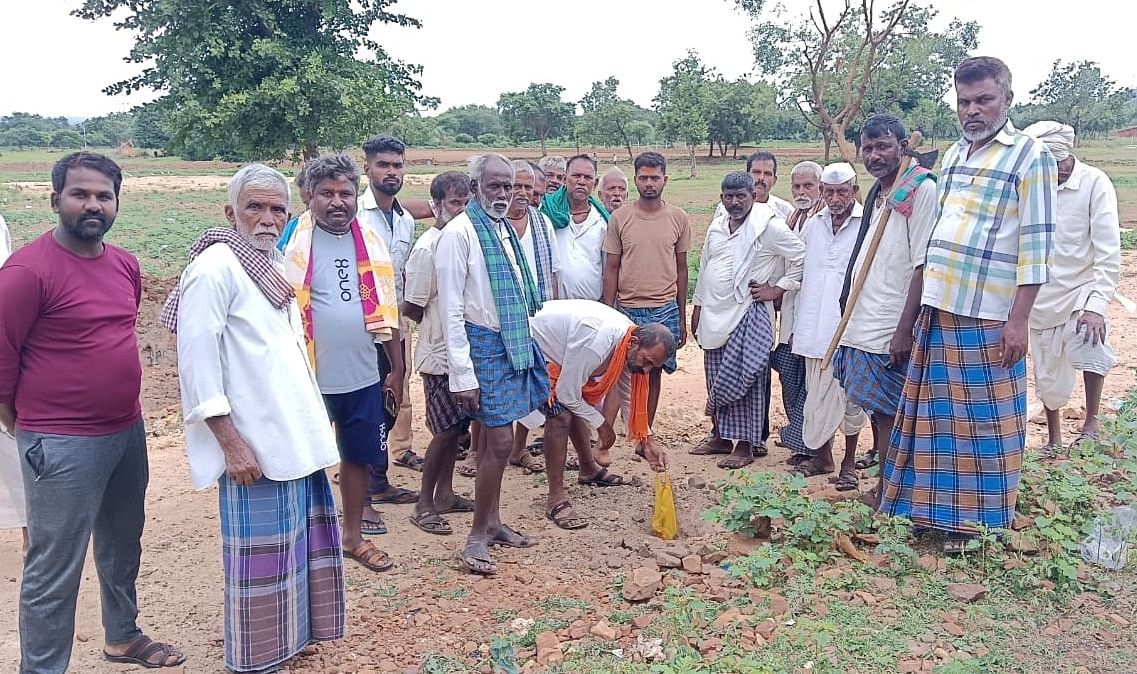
top-left (821, 162), bottom-right (857, 185)
top-left (1022, 121), bottom-right (1075, 161)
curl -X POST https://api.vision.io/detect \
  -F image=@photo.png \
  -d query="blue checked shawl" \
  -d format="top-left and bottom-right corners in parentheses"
top-left (466, 199), bottom-right (542, 371)
top-left (527, 207), bottom-right (556, 302)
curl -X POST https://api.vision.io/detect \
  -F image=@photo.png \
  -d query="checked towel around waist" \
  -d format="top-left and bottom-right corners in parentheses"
top-left (832, 345), bottom-right (906, 418)
top-left (880, 307), bottom-right (1025, 533)
top-left (622, 301), bottom-right (681, 374)
top-left (465, 323), bottom-right (549, 429)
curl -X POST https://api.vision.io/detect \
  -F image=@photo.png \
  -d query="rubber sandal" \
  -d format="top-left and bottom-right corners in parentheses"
top-left (689, 434), bottom-right (732, 455)
top-left (409, 511), bottom-right (452, 535)
top-left (546, 501), bottom-right (588, 530)
top-left (393, 450), bottom-right (425, 472)
top-left (345, 541), bottom-right (394, 571)
top-left (854, 451), bottom-right (878, 470)
top-left (834, 469), bottom-right (859, 491)
top-left (438, 495), bottom-right (474, 514)
top-left (361, 510), bottom-right (388, 536)
top-left (104, 636), bottom-right (186, 669)
top-left (369, 486), bottom-right (419, 505)
top-left (491, 523), bottom-right (537, 548)
top-left (455, 543), bottom-right (496, 576)
top-left (752, 441), bottom-right (769, 458)
top-left (578, 468), bottom-right (630, 487)
top-left (510, 452), bottom-right (545, 474)
top-left (791, 461), bottom-right (833, 478)
top-left (717, 452), bottom-right (754, 470)
top-left (456, 460), bottom-right (478, 478)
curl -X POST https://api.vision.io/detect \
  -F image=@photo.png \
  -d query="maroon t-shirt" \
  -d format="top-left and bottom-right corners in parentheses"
top-left (0, 231), bottom-right (143, 435)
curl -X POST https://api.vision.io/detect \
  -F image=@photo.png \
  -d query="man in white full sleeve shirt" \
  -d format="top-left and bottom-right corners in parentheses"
top-left (0, 213), bottom-right (25, 536)
top-left (1024, 121), bottom-right (1121, 449)
top-left (164, 164), bottom-right (344, 673)
top-left (530, 299), bottom-right (672, 530)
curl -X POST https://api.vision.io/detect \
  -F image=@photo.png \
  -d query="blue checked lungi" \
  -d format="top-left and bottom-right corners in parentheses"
top-left (880, 307), bottom-right (1025, 534)
top-left (703, 302), bottom-right (773, 446)
top-left (622, 300), bottom-right (681, 373)
top-left (219, 472), bottom-right (345, 672)
top-left (769, 343), bottom-right (809, 455)
top-left (466, 322), bottom-right (550, 428)
top-left (832, 345), bottom-right (906, 418)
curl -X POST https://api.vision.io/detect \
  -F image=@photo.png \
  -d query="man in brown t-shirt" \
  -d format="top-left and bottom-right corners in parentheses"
top-left (602, 151), bottom-right (691, 425)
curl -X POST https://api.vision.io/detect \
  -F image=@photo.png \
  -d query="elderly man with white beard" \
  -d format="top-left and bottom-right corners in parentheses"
top-left (435, 154), bottom-right (550, 575)
top-left (164, 164), bottom-right (345, 672)
top-left (1023, 121), bottom-right (1120, 450)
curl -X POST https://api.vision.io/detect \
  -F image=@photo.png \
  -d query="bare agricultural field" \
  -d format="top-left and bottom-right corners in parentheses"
top-left (0, 144), bottom-right (1135, 673)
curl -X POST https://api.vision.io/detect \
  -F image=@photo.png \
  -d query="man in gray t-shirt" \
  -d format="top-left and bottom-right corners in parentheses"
top-left (291, 154), bottom-right (411, 573)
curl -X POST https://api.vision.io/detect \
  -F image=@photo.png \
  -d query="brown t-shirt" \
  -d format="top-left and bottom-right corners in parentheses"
top-left (602, 201), bottom-right (691, 308)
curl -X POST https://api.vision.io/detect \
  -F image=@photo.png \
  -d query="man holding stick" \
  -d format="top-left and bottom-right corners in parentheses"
top-left (827, 116), bottom-right (937, 492)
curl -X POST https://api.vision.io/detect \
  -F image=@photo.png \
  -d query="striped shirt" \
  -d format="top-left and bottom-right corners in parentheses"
top-left (921, 121), bottom-right (1057, 321)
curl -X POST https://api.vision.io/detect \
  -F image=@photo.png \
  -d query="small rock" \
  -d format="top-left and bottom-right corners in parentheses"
top-left (727, 533), bottom-right (764, 557)
top-left (378, 661), bottom-right (399, 673)
top-left (942, 622), bottom-right (965, 637)
top-left (946, 583), bottom-right (988, 603)
top-left (590, 619), bottom-right (618, 641)
top-left (622, 567), bottom-right (663, 602)
top-left (1107, 613), bottom-right (1131, 628)
top-left (1012, 513), bottom-right (1033, 531)
top-left (712, 607), bottom-right (745, 630)
top-left (632, 614), bottom-right (655, 629)
top-left (665, 542), bottom-right (692, 558)
top-left (654, 551), bottom-right (682, 568)
top-left (933, 647), bottom-right (950, 660)
top-left (568, 620), bottom-right (589, 640)
top-left (768, 593), bottom-right (789, 616)
top-left (1008, 531), bottom-right (1039, 554)
top-left (701, 551), bottom-right (728, 565)
top-left (681, 554), bottom-right (703, 573)
top-left (621, 536), bottom-right (638, 550)
top-left (697, 637), bottom-right (722, 655)
top-left (535, 632), bottom-right (562, 666)
top-left (917, 555), bottom-right (943, 572)
top-left (75, 633), bottom-right (90, 643)
top-left (898, 660), bottom-right (923, 673)
top-left (606, 510), bottom-right (620, 521)
top-left (606, 556), bottom-right (624, 570)
top-left (870, 577), bottom-right (897, 593)
top-left (1063, 407), bottom-right (1086, 420)
top-left (688, 476), bottom-right (707, 489)
top-left (474, 579), bottom-right (494, 593)
top-left (755, 619), bottom-right (778, 640)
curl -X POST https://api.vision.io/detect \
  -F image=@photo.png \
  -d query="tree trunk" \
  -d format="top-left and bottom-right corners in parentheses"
top-left (732, 143), bottom-right (739, 159)
top-left (831, 121), bottom-right (857, 163)
top-left (539, 134), bottom-right (547, 156)
top-left (303, 139), bottom-right (320, 160)
top-left (822, 130), bottom-right (833, 163)
top-left (688, 143), bottom-right (698, 178)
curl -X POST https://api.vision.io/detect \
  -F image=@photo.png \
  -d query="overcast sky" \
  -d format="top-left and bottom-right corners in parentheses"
top-left (2, 0), bottom-right (1134, 119)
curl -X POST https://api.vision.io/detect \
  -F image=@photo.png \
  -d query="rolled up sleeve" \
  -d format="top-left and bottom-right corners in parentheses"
top-left (175, 261), bottom-right (234, 424)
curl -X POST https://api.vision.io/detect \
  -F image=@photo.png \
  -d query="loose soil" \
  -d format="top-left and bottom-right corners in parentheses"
top-left (2, 257), bottom-right (1136, 673)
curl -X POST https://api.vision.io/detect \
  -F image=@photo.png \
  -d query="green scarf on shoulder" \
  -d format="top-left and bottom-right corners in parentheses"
top-left (539, 185), bottom-right (610, 230)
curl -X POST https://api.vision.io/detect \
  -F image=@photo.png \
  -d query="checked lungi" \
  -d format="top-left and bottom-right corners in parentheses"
top-left (622, 301), bottom-right (681, 373)
top-left (703, 302), bottom-right (774, 446)
top-left (422, 372), bottom-right (469, 436)
top-left (219, 472), bottom-right (345, 673)
top-left (832, 345), bottom-right (907, 418)
top-left (881, 307), bottom-right (1025, 533)
top-left (769, 343), bottom-right (808, 455)
top-left (465, 322), bottom-right (550, 428)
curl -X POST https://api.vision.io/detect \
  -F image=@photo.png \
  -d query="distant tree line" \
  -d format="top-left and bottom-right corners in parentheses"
top-left (3, 1), bottom-right (1132, 164)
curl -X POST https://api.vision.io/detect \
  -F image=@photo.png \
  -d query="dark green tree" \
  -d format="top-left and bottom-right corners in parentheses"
top-left (436, 105), bottom-right (502, 140)
top-left (656, 51), bottom-right (712, 177)
top-left (1025, 60), bottom-right (1137, 140)
top-left (497, 83), bottom-right (574, 155)
top-left (75, 0), bottom-right (434, 160)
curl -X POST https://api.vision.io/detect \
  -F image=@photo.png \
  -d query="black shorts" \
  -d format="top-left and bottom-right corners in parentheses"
top-left (323, 382), bottom-right (388, 466)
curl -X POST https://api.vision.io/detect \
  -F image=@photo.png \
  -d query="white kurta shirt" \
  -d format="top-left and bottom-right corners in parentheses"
top-left (434, 211), bottom-right (526, 393)
top-left (358, 187), bottom-right (415, 300)
top-left (530, 299), bottom-right (633, 429)
top-left (693, 205), bottom-right (805, 350)
top-left (840, 179), bottom-right (938, 354)
top-left (404, 227), bottom-right (448, 376)
top-left (175, 244), bottom-right (339, 491)
top-left (1030, 159), bottom-right (1121, 330)
top-left (555, 206), bottom-right (607, 300)
top-left (793, 202), bottom-right (863, 359)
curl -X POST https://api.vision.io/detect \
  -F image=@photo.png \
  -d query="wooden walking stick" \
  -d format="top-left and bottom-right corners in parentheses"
top-left (821, 131), bottom-right (923, 370)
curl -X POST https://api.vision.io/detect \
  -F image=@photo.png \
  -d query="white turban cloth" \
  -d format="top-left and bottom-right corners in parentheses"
top-left (821, 162), bottom-right (857, 184)
top-left (1023, 121), bottom-right (1075, 161)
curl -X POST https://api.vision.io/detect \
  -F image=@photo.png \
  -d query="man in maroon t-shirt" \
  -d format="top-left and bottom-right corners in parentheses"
top-left (0, 152), bottom-right (184, 673)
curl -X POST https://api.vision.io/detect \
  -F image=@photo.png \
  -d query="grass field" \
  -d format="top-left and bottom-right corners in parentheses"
top-left (3, 139), bottom-right (1134, 278)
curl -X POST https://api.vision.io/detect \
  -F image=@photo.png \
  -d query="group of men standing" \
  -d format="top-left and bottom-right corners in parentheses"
top-left (687, 56), bottom-right (1120, 557)
top-left (0, 53), bottom-right (1122, 673)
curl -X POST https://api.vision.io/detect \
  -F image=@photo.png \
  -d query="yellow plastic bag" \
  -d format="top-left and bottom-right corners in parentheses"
top-left (651, 472), bottom-right (678, 540)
